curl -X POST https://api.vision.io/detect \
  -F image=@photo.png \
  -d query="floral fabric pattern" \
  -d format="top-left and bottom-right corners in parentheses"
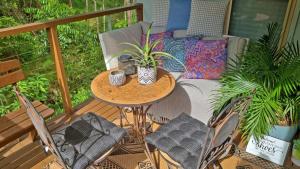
top-left (183, 39), bottom-right (227, 79)
top-left (141, 32), bottom-right (173, 51)
top-left (162, 37), bottom-right (199, 72)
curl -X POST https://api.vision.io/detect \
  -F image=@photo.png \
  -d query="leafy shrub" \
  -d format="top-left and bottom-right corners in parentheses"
top-left (0, 0), bottom-right (131, 117)
top-left (0, 75), bottom-right (50, 116)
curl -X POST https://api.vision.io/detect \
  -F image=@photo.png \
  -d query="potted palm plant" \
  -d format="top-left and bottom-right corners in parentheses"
top-left (213, 23), bottom-right (300, 141)
top-left (120, 24), bottom-right (183, 85)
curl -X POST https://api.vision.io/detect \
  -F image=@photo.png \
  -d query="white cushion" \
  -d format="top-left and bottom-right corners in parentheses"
top-left (148, 72), bottom-right (220, 124)
top-left (99, 23), bottom-right (142, 70)
top-left (152, 0), bottom-right (169, 27)
top-left (187, 0), bottom-right (228, 37)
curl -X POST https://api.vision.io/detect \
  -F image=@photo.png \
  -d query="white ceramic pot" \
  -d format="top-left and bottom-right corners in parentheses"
top-left (137, 66), bottom-right (157, 85)
top-left (109, 70), bottom-right (126, 86)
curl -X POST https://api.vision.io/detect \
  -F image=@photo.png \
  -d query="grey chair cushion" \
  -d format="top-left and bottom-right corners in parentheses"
top-left (145, 113), bottom-right (214, 169)
top-left (52, 113), bottom-right (126, 169)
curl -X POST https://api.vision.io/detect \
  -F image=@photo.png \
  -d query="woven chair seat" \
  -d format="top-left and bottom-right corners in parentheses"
top-left (52, 113), bottom-right (126, 169)
top-left (145, 113), bottom-right (214, 169)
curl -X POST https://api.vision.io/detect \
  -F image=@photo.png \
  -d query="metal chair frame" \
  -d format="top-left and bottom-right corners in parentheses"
top-left (145, 97), bottom-right (251, 169)
top-left (15, 90), bottom-right (121, 169)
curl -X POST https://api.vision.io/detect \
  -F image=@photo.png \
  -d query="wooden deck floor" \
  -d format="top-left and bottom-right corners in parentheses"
top-left (0, 99), bottom-right (297, 169)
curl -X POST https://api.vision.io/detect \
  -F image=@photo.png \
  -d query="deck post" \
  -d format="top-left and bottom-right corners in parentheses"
top-left (279, 0), bottom-right (298, 47)
top-left (136, 3), bottom-right (143, 22)
top-left (47, 26), bottom-right (72, 115)
top-left (224, 0), bottom-right (233, 35)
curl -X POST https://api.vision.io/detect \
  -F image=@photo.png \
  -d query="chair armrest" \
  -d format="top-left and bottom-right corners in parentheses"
top-left (99, 22), bottom-right (143, 70)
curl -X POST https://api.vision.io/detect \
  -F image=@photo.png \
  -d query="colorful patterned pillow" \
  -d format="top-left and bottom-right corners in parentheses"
top-left (183, 39), bottom-right (227, 79)
top-left (162, 37), bottom-right (199, 72)
top-left (141, 32), bottom-right (173, 52)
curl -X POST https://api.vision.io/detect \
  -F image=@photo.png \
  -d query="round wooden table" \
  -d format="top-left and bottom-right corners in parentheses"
top-left (91, 68), bottom-right (176, 138)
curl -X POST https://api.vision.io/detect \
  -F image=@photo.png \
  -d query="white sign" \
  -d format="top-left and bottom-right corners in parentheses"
top-left (246, 135), bottom-right (290, 166)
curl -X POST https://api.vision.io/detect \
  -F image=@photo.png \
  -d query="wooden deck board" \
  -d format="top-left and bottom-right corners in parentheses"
top-left (0, 98), bottom-right (297, 169)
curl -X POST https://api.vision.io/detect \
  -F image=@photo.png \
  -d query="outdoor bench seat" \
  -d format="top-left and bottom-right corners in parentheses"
top-left (0, 59), bottom-right (55, 148)
top-left (99, 21), bottom-right (249, 124)
top-left (0, 101), bottom-right (54, 147)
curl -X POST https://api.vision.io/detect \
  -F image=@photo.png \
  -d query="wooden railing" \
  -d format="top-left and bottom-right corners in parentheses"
top-left (0, 3), bottom-right (143, 115)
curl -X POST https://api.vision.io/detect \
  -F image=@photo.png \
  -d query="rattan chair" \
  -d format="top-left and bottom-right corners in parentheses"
top-left (15, 90), bottom-right (126, 169)
top-left (144, 97), bottom-right (251, 169)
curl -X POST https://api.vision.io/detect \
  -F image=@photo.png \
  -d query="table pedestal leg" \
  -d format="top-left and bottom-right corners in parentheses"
top-left (131, 105), bottom-right (152, 141)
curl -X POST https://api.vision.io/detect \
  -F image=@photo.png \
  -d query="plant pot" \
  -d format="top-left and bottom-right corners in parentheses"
top-left (109, 70), bottom-right (126, 86)
top-left (268, 125), bottom-right (298, 142)
top-left (292, 144), bottom-right (300, 166)
top-left (137, 66), bottom-right (157, 85)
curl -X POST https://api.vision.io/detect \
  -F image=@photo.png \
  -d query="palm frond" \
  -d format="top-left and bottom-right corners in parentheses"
top-left (257, 23), bottom-right (281, 59)
top-left (280, 42), bottom-right (300, 79)
top-left (213, 73), bottom-right (259, 113)
top-left (241, 89), bottom-right (281, 140)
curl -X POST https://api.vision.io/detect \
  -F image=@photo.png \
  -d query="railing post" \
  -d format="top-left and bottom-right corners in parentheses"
top-left (47, 26), bottom-right (72, 115)
top-left (279, 0), bottom-right (298, 47)
top-left (136, 3), bottom-right (143, 22)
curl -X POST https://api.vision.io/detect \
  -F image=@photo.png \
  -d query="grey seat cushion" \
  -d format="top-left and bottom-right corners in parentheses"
top-left (52, 113), bottom-right (126, 169)
top-left (145, 113), bottom-right (214, 169)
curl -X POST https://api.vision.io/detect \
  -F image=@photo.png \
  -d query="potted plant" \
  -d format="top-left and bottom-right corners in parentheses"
top-left (213, 23), bottom-right (300, 141)
top-left (120, 24), bottom-right (184, 85)
top-left (292, 139), bottom-right (300, 166)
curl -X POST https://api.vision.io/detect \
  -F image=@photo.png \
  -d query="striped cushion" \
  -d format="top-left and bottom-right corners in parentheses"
top-left (152, 0), bottom-right (169, 27)
top-left (187, 0), bottom-right (228, 37)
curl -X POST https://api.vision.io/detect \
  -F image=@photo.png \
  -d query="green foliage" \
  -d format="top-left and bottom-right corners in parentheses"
top-left (72, 87), bottom-right (91, 106)
top-left (18, 75), bottom-right (50, 102)
top-left (0, 87), bottom-right (19, 116)
top-left (0, 0), bottom-right (128, 116)
top-left (214, 23), bottom-right (300, 140)
top-left (0, 75), bottom-right (50, 116)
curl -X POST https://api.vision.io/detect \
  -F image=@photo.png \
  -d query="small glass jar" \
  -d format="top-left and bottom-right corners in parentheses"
top-left (118, 55), bottom-right (136, 75)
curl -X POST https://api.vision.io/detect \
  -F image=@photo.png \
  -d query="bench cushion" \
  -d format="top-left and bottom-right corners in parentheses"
top-left (147, 36), bottom-right (249, 124)
top-left (148, 73), bottom-right (220, 124)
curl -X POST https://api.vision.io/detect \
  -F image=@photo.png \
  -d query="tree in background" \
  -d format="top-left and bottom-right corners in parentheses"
top-left (0, 0), bottom-right (133, 116)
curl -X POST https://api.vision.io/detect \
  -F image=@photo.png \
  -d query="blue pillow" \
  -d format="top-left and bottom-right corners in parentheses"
top-left (166, 0), bottom-right (192, 31)
top-left (162, 37), bottom-right (199, 72)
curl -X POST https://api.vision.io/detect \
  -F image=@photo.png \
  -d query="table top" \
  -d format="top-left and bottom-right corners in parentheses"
top-left (91, 68), bottom-right (176, 106)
